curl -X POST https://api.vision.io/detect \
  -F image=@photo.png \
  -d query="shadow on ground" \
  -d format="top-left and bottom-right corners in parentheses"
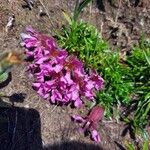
top-left (44, 141), bottom-right (104, 150)
top-left (0, 105), bottom-right (42, 150)
top-left (0, 101), bottom-right (104, 150)
top-left (0, 71), bottom-right (104, 150)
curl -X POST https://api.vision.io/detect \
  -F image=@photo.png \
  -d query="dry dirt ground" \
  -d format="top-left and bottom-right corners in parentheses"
top-left (0, 0), bottom-right (150, 150)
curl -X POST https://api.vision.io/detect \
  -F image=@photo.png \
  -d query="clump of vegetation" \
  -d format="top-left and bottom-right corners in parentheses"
top-left (56, 0), bottom-right (150, 140)
top-left (56, 12), bottom-right (133, 115)
top-left (124, 140), bottom-right (150, 150)
top-left (57, 18), bottom-right (134, 117)
top-left (123, 39), bottom-right (150, 138)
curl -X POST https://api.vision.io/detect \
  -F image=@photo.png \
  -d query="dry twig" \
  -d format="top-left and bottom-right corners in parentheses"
top-left (38, 0), bottom-right (55, 31)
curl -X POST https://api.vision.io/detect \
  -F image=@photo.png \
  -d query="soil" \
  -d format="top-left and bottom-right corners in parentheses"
top-left (0, 0), bottom-right (150, 150)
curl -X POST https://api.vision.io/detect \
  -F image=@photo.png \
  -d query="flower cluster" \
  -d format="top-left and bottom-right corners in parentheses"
top-left (21, 26), bottom-right (105, 142)
top-left (72, 105), bottom-right (104, 143)
top-left (21, 26), bottom-right (104, 108)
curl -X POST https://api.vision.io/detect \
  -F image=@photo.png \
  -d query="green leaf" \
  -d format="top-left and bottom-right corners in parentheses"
top-left (142, 140), bottom-right (149, 150)
top-left (125, 143), bottom-right (135, 150)
top-left (73, 0), bottom-right (92, 21)
top-left (143, 49), bottom-right (150, 66)
top-left (62, 12), bottom-right (72, 25)
top-left (0, 72), bottom-right (9, 83)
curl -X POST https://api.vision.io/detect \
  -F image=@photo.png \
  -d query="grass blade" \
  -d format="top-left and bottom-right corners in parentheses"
top-left (73, 0), bottom-right (92, 21)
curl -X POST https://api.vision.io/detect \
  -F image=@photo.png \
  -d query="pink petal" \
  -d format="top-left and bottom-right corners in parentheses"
top-left (64, 92), bottom-right (72, 100)
top-left (25, 40), bottom-right (38, 48)
top-left (74, 98), bottom-right (83, 108)
top-left (84, 91), bottom-right (94, 100)
top-left (53, 64), bottom-right (63, 73)
top-left (68, 85), bottom-right (79, 100)
top-left (43, 93), bottom-right (50, 99)
top-left (46, 39), bottom-right (56, 49)
top-left (26, 26), bottom-right (35, 33)
top-left (43, 50), bottom-right (50, 55)
top-left (35, 57), bottom-right (49, 64)
top-left (71, 90), bottom-right (79, 100)
top-left (55, 90), bottom-right (62, 100)
top-left (57, 50), bottom-right (68, 59)
top-left (20, 33), bottom-right (33, 40)
top-left (89, 70), bottom-right (104, 90)
top-left (71, 115), bottom-right (85, 123)
top-left (86, 80), bottom-right (94, 90)
top-left (37, 87), bottom-right (44, 97)
top-left (74, 69), bottom-right (85, 77)
top-left (45, 80), bottom-right (56, 86)
top-left (32, 83), bottom-right (41, 89)
top-left (36, 74), bottom-right (44, 82)
top-left (65, 72), bottom-right (73, 84)
top-left (60, 72), bottom-right (73, 85)
top-left (50, 94), bottom-right (56, 103)
top-left (25, 50), bottom-right (34, 57)
top-left (51, 89), bottom-right (62, 102)
top-left (91, 130), bottom-right (101, 143)
top-left (59, 81), bottom-right (67, 90)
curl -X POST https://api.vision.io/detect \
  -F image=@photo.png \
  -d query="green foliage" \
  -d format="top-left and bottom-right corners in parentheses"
top-left (142, 140), bottom-right (150, 150)
top-left (95, 51), bottom-right (133, 117)
top-left (123, 40), bottom-right (150, 138)
top-left (57, 18), bottom-right (133, 117)
top-left (124, 140), bottom-right (150, 150)
top-left (56, 0), bottom-right (150, 139)
top-left (0, 72), bottom-right (9, 83)
top-left (125, 142), bottom-right (135, 150)
top-left (57, 19), bottom-right (108, 65)
top-left (73, 0), bottom-right (92, 21)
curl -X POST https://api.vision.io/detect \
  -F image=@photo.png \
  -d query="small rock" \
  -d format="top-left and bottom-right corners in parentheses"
top-left (5, 15), bottom-right (15, 32)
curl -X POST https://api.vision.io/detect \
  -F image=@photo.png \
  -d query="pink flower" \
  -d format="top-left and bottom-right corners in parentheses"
top-left (21, 26), bottom-right (104, 108)
top-left (72, 106), bottom-right (104, 143)
top-left (32, 82), bottom-right (50, 99)
top-left (51, 89), bottom-right (62, 103)
top-left (21, 26), bottom-right (57, 50)
top-left (65, 56), bottom-right (85, 76)
top-left (60, 72), bottom-right (73, 85)
top-left (89, 70), bottom-right (104, 90)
